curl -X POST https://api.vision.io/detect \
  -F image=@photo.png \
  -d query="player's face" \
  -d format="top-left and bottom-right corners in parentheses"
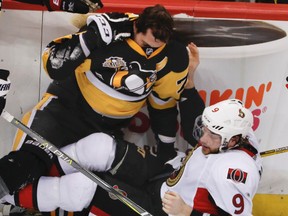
top-left (199, 127), bottom-right (222, 155)
top-left (134, 28), bottom-right (165, 48)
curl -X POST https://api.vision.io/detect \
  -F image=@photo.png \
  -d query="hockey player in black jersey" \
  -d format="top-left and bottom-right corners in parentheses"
top-left (0, 4), bottom-right (204, 201)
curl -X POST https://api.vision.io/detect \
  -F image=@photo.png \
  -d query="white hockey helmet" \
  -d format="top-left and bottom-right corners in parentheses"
top-left (194, 99), bottom-right (253, 152)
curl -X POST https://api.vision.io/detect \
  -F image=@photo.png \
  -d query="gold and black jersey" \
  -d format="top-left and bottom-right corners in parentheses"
top-left (43, 36), bottom-right (189, 119)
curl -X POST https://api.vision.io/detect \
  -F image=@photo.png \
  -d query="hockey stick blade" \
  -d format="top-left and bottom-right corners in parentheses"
top-left (0, 110), bottom-right (153, 216)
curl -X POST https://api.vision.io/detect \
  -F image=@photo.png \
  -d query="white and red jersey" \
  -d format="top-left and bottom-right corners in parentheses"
top-left (160, 137), bottom-right (262, 215)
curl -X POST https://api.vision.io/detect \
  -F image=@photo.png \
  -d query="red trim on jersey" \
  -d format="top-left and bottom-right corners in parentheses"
top-left (48, 163), bottom-right (61, 177)
top-left (18, 184), bottom-right (34, 209)
top-left (193, 188), bottom-right (219, 215)
top-left (90, 206), bottom-right (110, 216)
top-left (238, 146), bottom-right (256, 158)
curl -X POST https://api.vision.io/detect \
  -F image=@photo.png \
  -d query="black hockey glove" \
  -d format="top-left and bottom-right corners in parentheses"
top-left (0, 69), bottom-right (11, 116)
top-left (83, 12), bottom-right (137, 48)
top-left (43, 0), bottom-right (103, 14)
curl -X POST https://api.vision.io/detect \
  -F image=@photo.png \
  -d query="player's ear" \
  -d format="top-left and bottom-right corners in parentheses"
top-left (229, 136), bottom-right (240, 147)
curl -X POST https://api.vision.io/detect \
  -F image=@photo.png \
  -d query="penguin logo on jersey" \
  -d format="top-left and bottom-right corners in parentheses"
top-left (102, 57), bottom-right (127, 68)
top-left (111, 61), bottom-right (157, 96)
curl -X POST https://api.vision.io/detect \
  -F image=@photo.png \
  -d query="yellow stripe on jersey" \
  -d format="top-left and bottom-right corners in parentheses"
top-left (148, 68), bottom-right (188, 109)
top-left (12, 93), bottom-right (56, 151)
top-left (12, 111), bottom-right (31, 151)
top-left (156, 56), bottom-right (168, 72)
top-left (75, 61), bottom-right (146, 118)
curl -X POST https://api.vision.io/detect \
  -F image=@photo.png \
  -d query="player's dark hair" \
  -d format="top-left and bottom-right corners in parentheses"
top-left (135, 4), bottom-right (174, 43)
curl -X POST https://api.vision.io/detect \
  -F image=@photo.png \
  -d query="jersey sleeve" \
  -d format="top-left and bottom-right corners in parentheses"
top-left (147, 40), bottom-right (189, 110)
top-left (146, 41), bottom-right (189, 144)
top-left (206, 153), bottom-right (261, 216)
top-left (179, 87), bottom-right (205, 146)
top-left (42, 22), bottom-right (104, 80)
top-left (42, 32), bottom-right (88, 80)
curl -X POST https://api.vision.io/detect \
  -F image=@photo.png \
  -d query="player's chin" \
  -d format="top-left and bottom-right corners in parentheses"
top-left (201, 146), bottom-right (211, 155)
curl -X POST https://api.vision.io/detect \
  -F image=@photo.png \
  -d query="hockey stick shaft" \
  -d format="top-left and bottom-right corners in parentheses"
top-left (260, 146), bottom-right (288, 157)
top-left (0, 110), bottom-right (152, 216)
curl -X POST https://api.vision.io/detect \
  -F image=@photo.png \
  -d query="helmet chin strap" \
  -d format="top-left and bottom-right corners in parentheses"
top-left (219, 137), bottom-right (229, 152)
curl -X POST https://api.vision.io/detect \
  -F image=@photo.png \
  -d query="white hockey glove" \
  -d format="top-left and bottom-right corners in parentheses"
top-left (0, 69), bottom-right (11, 116)
top-left (80, 12), bottom-right (138, 56)
top-left (87, 12), bottom-right (138, 44)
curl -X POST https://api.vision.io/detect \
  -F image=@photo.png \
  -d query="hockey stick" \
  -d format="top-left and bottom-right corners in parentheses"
top-left (0, 110), bottom-right (152, 216)
top-left (260, 146), bottom-right (288, 157)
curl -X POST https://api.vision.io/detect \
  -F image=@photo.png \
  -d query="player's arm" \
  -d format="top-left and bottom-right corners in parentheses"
top-left (162, 191), bottom-right (192, 216)
top-left (161, 191), bottom-right (228, 216)
top-left (179, 87), bottom-right (204, 147)
top-left (148, 42), bottom-right (204, 152)
top-left (161, 190), bottom-right (230, 216)
top-left (146, 41), bottom-right (189, 160)
top-left (206, 155), bottom-right (260, 215)
top-left (147, 102), bottom-right (178, 162)
top-left (42, 12), bottom-right (135, 80)
top-left (179, 43), bottom-right (205, 147)
top-left (146, 74), bottom-right (184, 161)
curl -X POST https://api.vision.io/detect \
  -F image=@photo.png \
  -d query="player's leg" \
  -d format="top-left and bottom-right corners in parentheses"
top-left (0, 93), bottom-right (77, 198)
top-left (49, 132), bottom-right (169, 186)
top-left (86, 173), bottom-right (152, 216)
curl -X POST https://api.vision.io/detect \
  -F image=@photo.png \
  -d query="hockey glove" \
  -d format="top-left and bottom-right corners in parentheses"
top-left (43, 0), bottom-right (103, 14)
top-left (0, 69), bottom-right (11, 116)
top-left (87, 12), bottom-right (138, 45)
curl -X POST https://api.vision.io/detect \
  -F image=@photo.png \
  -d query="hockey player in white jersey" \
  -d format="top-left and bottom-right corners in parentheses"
top-left (161, 99), bottom-right (263, 215)
top-left (1, 99), bottom-right (262, 216)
